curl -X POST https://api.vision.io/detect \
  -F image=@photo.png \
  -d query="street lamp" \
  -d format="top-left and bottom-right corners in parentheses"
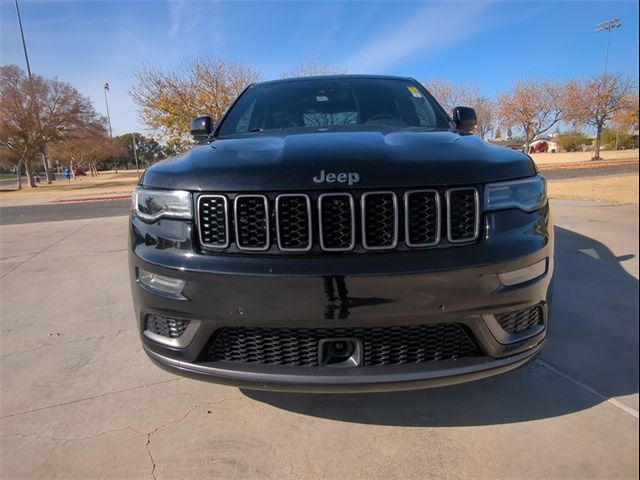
top-left (103, 82), bottom-right (117, 172)
top-left (14, 0), bottom-right (52, 184)
top-left (596, 17), bottom-right (622, 76)
top-left (103, 82), bottom-right (113, 137)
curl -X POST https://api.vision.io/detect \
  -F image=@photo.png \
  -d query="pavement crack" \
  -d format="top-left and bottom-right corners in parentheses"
top-left (0, 378), bottom-right (181, 420)
top-left (535, 359), bottom-right (639, 419)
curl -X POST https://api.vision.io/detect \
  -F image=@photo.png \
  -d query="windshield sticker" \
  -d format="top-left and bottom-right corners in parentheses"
top-left (316, 95), bottom-right (329, 102)
top-left (407, 86), bottom-right (422, 98)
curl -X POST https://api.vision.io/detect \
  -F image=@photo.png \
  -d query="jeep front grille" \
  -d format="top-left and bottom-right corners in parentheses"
top-left (205, 323), bottom-right (480, 367)
top-left (197, 187), bottom-right (480, 253)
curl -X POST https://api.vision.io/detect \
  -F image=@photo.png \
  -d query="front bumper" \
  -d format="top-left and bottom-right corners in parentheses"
top-left (129, 206), bottom-right (553, 392)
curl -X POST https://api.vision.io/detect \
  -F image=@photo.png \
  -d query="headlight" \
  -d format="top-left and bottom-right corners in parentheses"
top-left (484, 175), bottom-right (547, 212)
top-left (133, 187), bottom-right (192, 221)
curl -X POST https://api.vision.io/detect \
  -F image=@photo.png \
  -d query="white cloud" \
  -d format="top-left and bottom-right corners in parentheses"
top-left (342, 2), bottom-right (496, 73)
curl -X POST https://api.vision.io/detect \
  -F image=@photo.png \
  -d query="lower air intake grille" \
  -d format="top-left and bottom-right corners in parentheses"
top-left (206, 323), bottom-right (479, 367)
top-left (145, 315), bottom-right (190, 338)
top-left (496, 306), bottom-right (544, 334)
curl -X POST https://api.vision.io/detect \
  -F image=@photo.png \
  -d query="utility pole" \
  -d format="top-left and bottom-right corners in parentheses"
top-left (103, 82), bottom-right (117, 172)
top-left (596, 17), bottom-right (622, 76)
top-left (14, 0), bottom-right (52, 184)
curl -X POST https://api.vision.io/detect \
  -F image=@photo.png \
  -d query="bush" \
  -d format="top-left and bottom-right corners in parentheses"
top-left (601, 128), bottom-right (636, 150)
top-left (556, 131), bottom-right (591, 152)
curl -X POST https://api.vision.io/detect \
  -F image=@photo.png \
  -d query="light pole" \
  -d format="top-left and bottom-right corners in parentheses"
top-left (103, 82), bottom-right (116, 172)
top-left (14, 0), bottom-right (52, 184)
top-left (596, 17), bottom-right (622, 76)
top-left (103, 82), bottom-right (113, 137)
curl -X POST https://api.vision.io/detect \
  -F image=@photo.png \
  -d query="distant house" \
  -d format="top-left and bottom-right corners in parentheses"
top-left (528, 139), bottom-right (559, 153)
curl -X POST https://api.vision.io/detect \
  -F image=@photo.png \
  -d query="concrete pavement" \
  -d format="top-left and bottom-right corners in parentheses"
top-left (0, 202), bottom-right (638, 479)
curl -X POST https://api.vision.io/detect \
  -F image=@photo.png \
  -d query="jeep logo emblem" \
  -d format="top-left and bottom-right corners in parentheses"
top-left (313, 170), bottom-right (360, 186)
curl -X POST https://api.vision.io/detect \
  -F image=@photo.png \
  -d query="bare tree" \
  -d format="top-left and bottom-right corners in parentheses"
top-left (422, 78), bottom-right (479, 113)
top-left (564, 74), bottom-right (636, 159)
top-left (470, 96), bottom-right (496, 140)
top-left (0, 65), bottom-right (102, 189)
top-left (497, 79), bottom-right (565, 153)
top-left (281, 62), bottom-right (346, 79)
top-left (130, 58), bottom-right (260, 146)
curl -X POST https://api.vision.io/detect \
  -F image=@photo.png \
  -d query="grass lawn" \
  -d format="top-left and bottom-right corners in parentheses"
top-left (547, 174), bottom-right (638, 204)
top-left (0, 173), bottom-right (20, 180)
top-left (0, 170), bottom-right (140, 202)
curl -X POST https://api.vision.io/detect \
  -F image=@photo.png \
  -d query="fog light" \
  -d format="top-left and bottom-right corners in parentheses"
top-left (138, 269), bottom-right (185, 296)
top-left (498, 259), bottom-right (547, 286)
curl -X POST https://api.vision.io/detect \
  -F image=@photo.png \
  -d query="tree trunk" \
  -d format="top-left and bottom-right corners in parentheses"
top-left (41, 148), bottom-right (52, 184)
top-left (593, 124), bottom-right (603, 160)
top-left (16, 158), bottom-right (24, 190)
top-left (24, 158), bottom-right (37, 188)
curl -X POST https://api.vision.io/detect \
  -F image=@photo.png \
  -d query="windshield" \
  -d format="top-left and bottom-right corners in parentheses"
top-left (217, 77), bottom-right (450, 137)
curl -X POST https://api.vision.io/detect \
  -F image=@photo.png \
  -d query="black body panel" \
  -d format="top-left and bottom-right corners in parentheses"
top-left (142, 129), bottom-right (536, 192)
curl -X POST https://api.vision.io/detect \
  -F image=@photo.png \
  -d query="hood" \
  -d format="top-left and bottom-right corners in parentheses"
top-left (142, 127), bottom-right (536, 191)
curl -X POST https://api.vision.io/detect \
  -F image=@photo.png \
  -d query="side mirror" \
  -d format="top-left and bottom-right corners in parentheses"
top-left (452, 107), bottom-right (477, 133)
top-left (190, 116), bottom-right (214, 142)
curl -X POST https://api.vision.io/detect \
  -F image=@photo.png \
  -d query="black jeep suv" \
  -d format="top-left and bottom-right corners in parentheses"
top-left (129, 75), bottom-right (553, 392)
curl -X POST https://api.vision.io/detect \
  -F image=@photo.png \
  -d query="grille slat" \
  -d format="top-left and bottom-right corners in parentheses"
top-left (319, 193), bottom-right (355, 251)
top-left (197, 195), bottom-right (229, 248)
top-left (362, 192), bottom-right (398, 250)
top-left (276, 194), bottom-right (312, 251)
top-left (496, 306), bottom-right (544, 334)
top-left (405, 190), bottom-right (440, 247)
top-left (447, 188), bottom-right (479, 243)
top-left (234, 195), bottom-right (269, 251)
top-left (207, 323), bottom-right (479, 366)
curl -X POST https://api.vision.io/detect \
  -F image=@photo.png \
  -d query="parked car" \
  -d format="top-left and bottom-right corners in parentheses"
top-left (129, 75), bottom-right (553, 392)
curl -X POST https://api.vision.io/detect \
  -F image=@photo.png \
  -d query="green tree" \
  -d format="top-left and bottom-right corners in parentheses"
top-left (117, 133), bottom-right (165, 168)
top-left (556, 130), bottom-right (591, 152)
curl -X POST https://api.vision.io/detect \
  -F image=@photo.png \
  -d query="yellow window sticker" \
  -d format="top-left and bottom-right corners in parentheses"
top-left (407, 86), bottom-right (422, 98)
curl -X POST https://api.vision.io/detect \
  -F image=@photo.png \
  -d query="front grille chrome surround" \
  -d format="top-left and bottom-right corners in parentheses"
top-left (404, 189), bottom-right (441, 247)
top-left (445, 187), bottom-right (481, 244)
top-left (196, 187), bottom-right (482, 253)
top-left (275, 194), bottom-right (313, 252)
top-left (318, 193), bottom-right (356, 252)
top-left (361, 191), bottom-right (399, 250)
top-left (197, 195), bottom-right (229, 249)
top-left (234, 194), bottom-right (270, 251)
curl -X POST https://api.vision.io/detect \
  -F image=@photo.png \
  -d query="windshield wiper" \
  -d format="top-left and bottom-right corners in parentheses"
top-left (249, 128), bottom-right (264, 132)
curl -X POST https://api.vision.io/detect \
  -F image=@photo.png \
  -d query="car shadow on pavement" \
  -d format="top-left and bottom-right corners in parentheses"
top-left (243, 226), bottom-right (639, 426)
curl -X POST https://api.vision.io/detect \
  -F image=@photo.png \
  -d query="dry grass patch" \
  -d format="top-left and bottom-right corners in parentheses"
top-left (0, 170), bottom-right (139, 202)
top-left (531, 149), bottom-right (639, 165)
top-left (547, 174), bottom-right (638, 204)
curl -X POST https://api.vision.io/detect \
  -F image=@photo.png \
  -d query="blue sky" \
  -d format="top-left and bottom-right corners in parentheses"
top-left (1, 0), bottom-right (638, 136)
